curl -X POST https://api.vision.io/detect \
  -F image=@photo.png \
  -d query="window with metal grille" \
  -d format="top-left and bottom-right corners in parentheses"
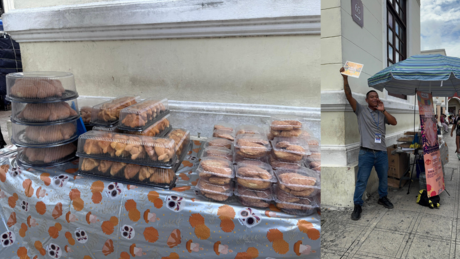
top-left (387, 0), bottom-right (407, 99)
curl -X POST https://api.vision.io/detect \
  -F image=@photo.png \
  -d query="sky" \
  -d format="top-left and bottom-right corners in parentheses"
top-left (420, 0), bottom-right (460, 57)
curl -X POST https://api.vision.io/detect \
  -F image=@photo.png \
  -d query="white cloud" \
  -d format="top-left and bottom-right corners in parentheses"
top-left (421, 0), bottom-right (460, 57)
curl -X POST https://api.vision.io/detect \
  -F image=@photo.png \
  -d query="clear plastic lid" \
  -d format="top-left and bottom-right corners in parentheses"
top-left (234, 134), bottom-right (271, 160)
top-left (19, 143), bottom-right (77, 166)
top-left (236, 125), bottom-right (267, 136)
top-left (92, 126), bottom-right (120, 132)
top-left (12, 99), bottom-right (79, 124)
top-left (235, 161), bottom-right (276, 190)
top-left (205, 137), bottom-right (233, 150)
top-left (195, 178), bottom-right (233, 201)
top-left (308, 160), bottom-right (321, 172)
top-left (90, 96), bottom-right (139, 126)
top-left (212, 130), bottom-right (235, 141)
top-left (270, 117), bottom-right (303, 131)
top-left (81, 106), bottom-right (92, 124)
top-left (6, 72), bottom-right (77, 102)
top-left (78, 97), bottom-right (114, 124)
top-left (234, 184), bottom-right (273, 201)
top-left (233, 152), bottom-right (270, 164)
top-left (77, 131), bottom-right (177, 168)
top-left (273, 194), bottom-right (319, 215)
top-left (271, 137), bottom-right (311, 162)
top-left (119, 114), bottom-right (171, 137)
top-left (78, 158), bottom-right (176, 186)
top-left (213, 122), bottom-right (234, 132)
top-left (118, 98), bottom-right (169, 131)
top-left (11, 119), bottom-right (78, 147)
top-left (274, 184), bottom-right (318, 206)
top-left (274, 167), bottom-right (320, 197)
top-left (202, 146), bottom-right (233, 161)
top-left (269, 152), bottom-right (303, 170)
top-left (166, 128), bottom-right (190, 157)
top-left (197, 157), bottom-right (234, 179)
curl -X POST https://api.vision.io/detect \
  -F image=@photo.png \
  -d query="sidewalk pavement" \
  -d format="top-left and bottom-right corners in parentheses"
top-left (322, 132), bottom-right (460, 259)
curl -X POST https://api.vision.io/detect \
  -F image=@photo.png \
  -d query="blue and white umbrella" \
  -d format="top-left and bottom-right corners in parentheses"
top-left (368, 54), bottom-right (460, 97)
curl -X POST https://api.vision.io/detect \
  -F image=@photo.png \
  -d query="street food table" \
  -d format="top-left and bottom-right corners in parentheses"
top-left (0, 140), bottom-right (320, 259)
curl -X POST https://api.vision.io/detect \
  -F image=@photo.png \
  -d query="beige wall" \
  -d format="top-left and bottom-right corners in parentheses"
top-left (20, 36), bottom-right (320, 107)
top-left (12, 0), bottom-right (137, 9)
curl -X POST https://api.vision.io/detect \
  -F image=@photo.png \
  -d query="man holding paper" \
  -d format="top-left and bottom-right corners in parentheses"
top-left (340, 67), bottom-right (398, 221)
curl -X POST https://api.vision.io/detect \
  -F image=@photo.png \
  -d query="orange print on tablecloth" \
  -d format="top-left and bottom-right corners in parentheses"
top-left (182, 160), bottom-right (193, 167)
top-left (266, 228), bottom-right (289, 254)
top-left (119, 252), bottom-right (130, 259)
top-left (143, 227), bottom-right (159, 243)
top-left (129, 244), bottom-right (146, 257)
top-left (161, 252), bottom-right (180, 259)
top-left (189, 214), bottom-right (210, 240)
top-left (52, 203), bottom-right (63, 219)
top-left (91, 181), bottom-right (104, 204)
top-left (0, 164), bottom-right (9, 182)
top-left (65, 232), bottom-right (75, 245)
top-left (8, 193), bottom-right (18, 208)
top-left (143, 209), bottom-right (159, 223)
top-left (217, 205), bottom-right (236, 232)
top-left (125, 199), bottom-right (141, 222)
top-left (101, 216), bottom-right (119, 235)
top-left (294, 240), bottom-right (312, 256)
top-left (36, 187), bottom-right (47, 199)
top-left (213, 241), bottom-right (234, 256)
top-left (268, 204), bottom-right (281, 212)
top-left (265, 210), bottom-right (277, 218)
top-left (17, 247), bottom-right (30, 259)
top-left (147, 191), bottom-right (163, 208)
top-left (233, 247), bottom-right (258, 259)
top-left (167, 229), bottom-right (181, 248)
top-left (27, 216), bottom-right (38, 228)
top-left (193, 148), bottom-right (200, 153)
top-left (186, 240), bottom-right (204, 253)
top-left (22, 179), bottom-right (34, 198)
top-left (19, 223), bottom-right (28, 237)
top-left (34, 241), bottom-right (46, 256)
top-left (102, 239), bottom-right (114, 256)
top-left (7, 212), bottom-right (16, 227)
top-left (297, 220), bottom-right (320, 240)
top-left (40, 173), bottom-right (51, 186)
top-left (83, 256), bottom-right (92, 259)
top-left (69, 189), bottom-right (84, 211)
top-left (66, 211), bottom-right (78, 223)
top-left (191, 179), bottom-right (198, 186)
top-left (48, 223), bottom-right (62, 239)
top-left (179, 173), bottom-right (189, 181)
top-left (193, 140), bottom-right (201, 146)
top-left (65, 168), bottom-right (78, 174)
top-left (35, 201), bottom-right (46, 215)
top-left (86, 212), bottom-right (99, 224)
top-left (171, 186), bottom-right (191, 192)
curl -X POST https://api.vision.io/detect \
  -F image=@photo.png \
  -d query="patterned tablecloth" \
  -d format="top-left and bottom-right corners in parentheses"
top-left (0, 140), bottom-right (320, 259)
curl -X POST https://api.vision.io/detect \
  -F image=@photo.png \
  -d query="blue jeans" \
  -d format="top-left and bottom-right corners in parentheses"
top-left (353, 148), bottom-right (389, 206)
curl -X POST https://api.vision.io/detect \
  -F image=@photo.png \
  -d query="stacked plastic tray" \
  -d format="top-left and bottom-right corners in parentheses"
top-left (76, 130), bottom-right (180, 188)
top-left (6, 72), bottom-right (80, 167)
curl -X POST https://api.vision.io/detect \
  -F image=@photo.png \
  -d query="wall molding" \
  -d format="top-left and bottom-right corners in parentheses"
top-left (321, 91), bottom-right (419, 114)
top-left (321, 129), bottom-right (412, 167)
top-left (3, 0), bottom-right (320, 42)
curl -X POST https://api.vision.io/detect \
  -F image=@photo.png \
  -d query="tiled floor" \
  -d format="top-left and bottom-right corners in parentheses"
top-left (322, 132), bottom-right (460, 259)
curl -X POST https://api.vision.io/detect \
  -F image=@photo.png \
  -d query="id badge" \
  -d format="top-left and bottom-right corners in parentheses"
top-left (375, 133), bottom-right (382, 143)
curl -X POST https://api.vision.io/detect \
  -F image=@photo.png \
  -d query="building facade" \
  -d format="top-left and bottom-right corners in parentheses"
top-left (321, 0), bottom-right (421, 208)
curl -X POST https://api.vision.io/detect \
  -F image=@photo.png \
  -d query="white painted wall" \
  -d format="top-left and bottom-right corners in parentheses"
top-left (12, 0), bottom-right (172, 9)
top-left (421, 49), bottom-right (447, 56)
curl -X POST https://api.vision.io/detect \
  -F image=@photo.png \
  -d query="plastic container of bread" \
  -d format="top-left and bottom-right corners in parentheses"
top-left (273, 184), bottom-right (319, 216)
top-left (195, 178), bottom-right (233, 202)
top-left (212, 129), bottom-right (235, 141)
top-left (202, 146), bottom-right (233, 162)
top-left (234, 184), bottom-right (273, 208)
top-left (90, 96), bottom-right (139, 126)
top-left (11, 118), bottom-right (79, 147)
top-left (235, 161), bottom-right (276, 190)
top-left (17, 142), bottom-right (77, 167)
top-left (213, 122), bottom-right (234, 133)
top-left (79, 157), bottom-right (176, 188)
top-left (6, 72), bottom-right (78, 102)
top-left (11, 99), bottom-right (80, 124)
top-left (76, 131), bottom-right (177, 168)
top-left (235, 125), bottom-right (266, 136)
top-left (306, 153), bottom-right (321, 172)
top-left (271, 137), bottom-right (310, 162)
top-left (92, 126), bottom-right (121, 133)
top-left (274, 167), bottom-right (320, 197)
top-left (117, 98), bottom-right (170, 131)
top-left (233, 152), bottom-right (270, 164)
top-left (269, 117), bottom-right (303, 139)
top-left (118, 114), bottom-right (171, 137)
top-left (166, 128), bottom-right (190, 160)
top-left (197, 157), bottom-right (234, 185)
top-left (78, 97), bottom-right (114, 124)
top-left (204, 138), bottom-right (233, 150)
top-left (269, 152), bottom-right (303, 170)
top-left (234, 134), bottom-right (271, 159)
top-left (299, 130), bottom-right (320, 153)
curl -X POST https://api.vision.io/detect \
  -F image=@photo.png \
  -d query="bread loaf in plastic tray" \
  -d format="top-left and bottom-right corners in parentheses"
top-left (90, 96), bottom-right (139, 126)
top-left (235, 160), bottom-right (276, 190)
top-left (118, 98), bottom-right (170, 131)
top-left (79, 157), bottom-right (176, 188)
top-left (11, 118), bottom-right (79, 147)
top-left (194, 178), bottom-right (233, 202)
top-left (6, 72), bottom-right (78, 102)
top-left (12, 99), bottom-right (79, 124)
top-left (234, 134), bottom-right (271, 159)
top-left (18, 142), bottom-right (77, 167)
top-left (234, 184), bottom-right (273, 208)
top-left (271, 137), bottom-right (310, 162)
top-left (166, 128), bottom-right (190, 157)
top-left (77, 130), bottom-right (177, 168)
top-left (274, 167), bottom-right (320, 198)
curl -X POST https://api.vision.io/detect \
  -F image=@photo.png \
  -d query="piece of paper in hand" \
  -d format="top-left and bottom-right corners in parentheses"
top-left (341, 61), bottom-right (364, 78)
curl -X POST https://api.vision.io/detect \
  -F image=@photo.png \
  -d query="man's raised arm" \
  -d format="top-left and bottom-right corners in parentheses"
top-left (340, 67), bottom-right (357, 112)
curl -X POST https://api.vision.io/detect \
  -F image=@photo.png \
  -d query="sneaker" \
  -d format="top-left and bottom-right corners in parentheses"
top-left (378, 196), bottom-right (394, 209)
top-left (351, 204), bottom-right (362, 221)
